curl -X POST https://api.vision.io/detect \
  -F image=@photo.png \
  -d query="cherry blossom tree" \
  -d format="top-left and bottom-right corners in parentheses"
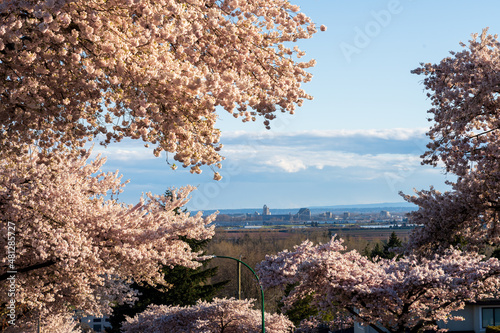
top-left (402, 28), bottom-right (500, 251)
top-left (257, 237), bottom-right (500, 333)
top-left (121, 297), bottom-right (294, 333)
top-left (0, 0), bottom-right (321, 174)
top-left (0, 146), bottom-right (216, 327)
top-left (0, 0), bottom-right (324, 330)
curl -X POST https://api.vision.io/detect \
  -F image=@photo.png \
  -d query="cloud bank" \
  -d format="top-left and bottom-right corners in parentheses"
top-left (89, 128), bottom-right (450, 210)
top-left (219, 128), bottom-right (429, 173)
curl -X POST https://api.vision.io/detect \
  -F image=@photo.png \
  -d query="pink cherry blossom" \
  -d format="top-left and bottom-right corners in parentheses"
top-left (0, 0), bottom-right (320, 174)
top-left (403, 28), bottom-right (500, 251)
top-left (121, 297), bottom-right (294, 333)
top-left (0, 146), bottom-right (215, 326)
top-left (4, 310), bottom-right (82, 333)
top-left (257, 237), bottom-right (500, 333)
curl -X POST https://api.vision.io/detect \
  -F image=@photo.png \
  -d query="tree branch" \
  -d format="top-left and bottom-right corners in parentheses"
top-left (0, 259), bottom-right (58, 282)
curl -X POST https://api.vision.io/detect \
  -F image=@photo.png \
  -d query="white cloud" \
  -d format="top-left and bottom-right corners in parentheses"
top-left (221, 127), bottom-right (428, 141)
top-left (89, 140), bottom-right (158, 162)
top-left (81, 129), bottom-right (451, 210)
top-left (264, 157), bottom-right (307, 173)
top-left (222, 139), bottom-right (423, 175)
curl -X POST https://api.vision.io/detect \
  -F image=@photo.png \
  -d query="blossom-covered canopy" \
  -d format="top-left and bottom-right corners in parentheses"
top-left (0, 0), bottom-right (319, 172)
top-left (404, 29), bottom-right (500, 250)
top-left (122, 298), bottom-right (294, 333)
top-left (257, 237), bottom-right (500, 333)
top-left (0, 147), bottom-right (215, 318)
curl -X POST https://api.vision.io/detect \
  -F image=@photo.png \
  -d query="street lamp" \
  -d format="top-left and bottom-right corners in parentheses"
top-left (212, 255), bottom-right (265, 333)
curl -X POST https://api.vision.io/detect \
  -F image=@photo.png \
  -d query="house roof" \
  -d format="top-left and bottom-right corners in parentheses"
top-left (468, 299), bottom-right (500, 306)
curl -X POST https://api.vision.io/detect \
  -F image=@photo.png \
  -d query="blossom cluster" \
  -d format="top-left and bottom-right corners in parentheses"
top-left (257, 237), bottom-right (500, 333)
top-left (404, 28), bottom-right (500, 250)
top-left (0, 0), bottom-right (318, 174)
top-left (0, 146), bottom-right (215, 323)
top-left (3, 310), bottom-right (82, 333)
top-left (121, 297), bottom-right (294, 333)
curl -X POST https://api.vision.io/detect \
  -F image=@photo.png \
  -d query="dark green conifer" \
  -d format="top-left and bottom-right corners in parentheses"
top-left (367, 231), bottom-right (403, 261)
top-left (382, 231), bottom-right (403, 259)
top-left (278, 283), bottom-right (319, 326)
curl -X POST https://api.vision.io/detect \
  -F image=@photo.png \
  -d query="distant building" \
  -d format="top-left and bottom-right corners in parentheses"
top-left (263, 205), bottom-right (270, 216)
top-left (262, 213), bottom-right (293, 223)
top-left (380, 210), bottom-right (391, 218)
top-left (78, 315), bottom-right (111, 332)
top-left (296, 208), bottom-right (311, 220)
top-left (320, 211), bottom-right (333, 219)
top-left (343, 212), bottom-right (350, 220)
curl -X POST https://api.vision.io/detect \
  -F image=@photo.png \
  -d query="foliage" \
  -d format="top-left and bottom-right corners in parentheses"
top-left (486, 326), bottom-right (500, 333)
top-left (278, 283), bottom-right (318, 326)
top-left (107, 237), bottom-right (228, 333)
top-left (364, 231), bottom-right (403, 260)
top-left (0, 147), bottom-right (215, 327)
top-left (257, 237), bottom-right (500, 333)
top-left (364, 242), bottom-right (380, 259)
top-left (277, 283), bottom-right (347, 333)
top-left (0, 0), bottom-right (320, 174)
top-left (385, 230), bottom-right (403, 249)
top-left (402, 28), bottom-right (500, 252)
top-left (491, 248), bottom-right (500, 260)
top-left (121, 297), bottom-right (294, 333)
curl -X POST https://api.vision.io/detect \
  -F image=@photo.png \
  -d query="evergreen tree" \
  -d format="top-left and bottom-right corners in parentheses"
top-left (491, 248), bottom-right (500, 260)
top-left (383, 231), bottom-right (403, 258)
top-left (370, 243), bottom-right (385, 260)
top-left (278, 283), bottom-right (319, 326)
top-left (367, 232), bottom-right (403, 260)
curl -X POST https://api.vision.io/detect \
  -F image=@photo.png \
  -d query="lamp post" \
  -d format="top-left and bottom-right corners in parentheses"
top-left (213, 255), bottom-right (265, 333)
top-left (237, 255), bottom-right (243, 300)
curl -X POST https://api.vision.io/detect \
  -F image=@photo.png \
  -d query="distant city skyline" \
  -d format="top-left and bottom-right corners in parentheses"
top-left (92, 0), bottom-right (500, 211)
top-left (199, 201), bottom-right (417, 216)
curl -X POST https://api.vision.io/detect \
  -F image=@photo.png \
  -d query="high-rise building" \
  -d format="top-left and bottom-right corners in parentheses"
top-left (296, 208), bottom-right (311, 220)
top-left (263, 205), bottom-right (270, 216)
top-left (380, 210), bottom-right (391, 218)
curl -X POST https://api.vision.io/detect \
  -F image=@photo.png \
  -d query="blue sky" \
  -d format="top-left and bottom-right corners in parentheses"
top-left (93, 0), bottom-right (500, 211)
